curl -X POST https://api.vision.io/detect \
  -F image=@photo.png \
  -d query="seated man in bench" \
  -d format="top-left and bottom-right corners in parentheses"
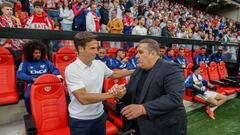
top-left (17, 40), bottom-right (62, 114)
top-left (185, 65), bottom-right (227, 120)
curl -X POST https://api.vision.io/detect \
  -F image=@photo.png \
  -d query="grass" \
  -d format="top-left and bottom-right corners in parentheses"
top-left (187, 97), bottom-right (240, 135)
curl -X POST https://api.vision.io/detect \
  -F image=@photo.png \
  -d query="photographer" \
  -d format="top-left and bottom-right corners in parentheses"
top-left (185, 65), bottom-right (227, 120)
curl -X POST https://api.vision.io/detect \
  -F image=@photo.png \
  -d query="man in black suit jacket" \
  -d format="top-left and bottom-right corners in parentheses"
top-left (119, 39), bottom-right (187, 135)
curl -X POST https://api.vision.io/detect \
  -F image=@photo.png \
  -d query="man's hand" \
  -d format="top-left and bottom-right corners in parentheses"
top-left (108, 84), bottom-right (126, 100)
top-left (121, 104), bottom-right (146, 120)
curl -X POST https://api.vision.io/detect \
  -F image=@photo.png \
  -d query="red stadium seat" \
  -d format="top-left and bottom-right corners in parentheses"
top-left (0, 47), bottom-right (19, 105)
top-left (29, 74), bottom-right (70, 135)
top-left (107, 48), bottom-right (118, 58)
top-left (183, 63), bottom-right (193, 101)
top-left (184, 48), bottom-right (193, 64)
top-left (106, 120), bottom-right (119, 135)
top-left (126, 47), bottom-right (136, 58)
top-left (207, 62), bottom-right (236, 95)
top-left (193, 48), bottom-right (201, 58)
top-left (53, 47), bottom-right (77, 95)
top-left (174, 48), bottom-right (179, 58)
top-left (103, 77), bottom-right (127, 128)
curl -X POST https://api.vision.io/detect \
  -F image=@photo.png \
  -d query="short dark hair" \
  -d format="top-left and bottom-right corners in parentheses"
top-left (33, 1), bottom-right (43, 7)
top-left (139, 39), bottom-right (160, 55)
top-left (23, 40), bottom-right (46, 61)
top-left (191, 65), bottom-right (200, 72)
top-left (117, 49), bottom-right (125, 54)
top-left (1, 1), bottom-right (13, 9)
top-left (73, 32), bottom-right (97, 53)
top-left (166, 48), bottom-right (173, 54)
top-left (200, 46), bottom-right (206, 50)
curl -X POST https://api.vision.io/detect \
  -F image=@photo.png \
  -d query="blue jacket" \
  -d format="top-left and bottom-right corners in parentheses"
top-left (109, 57), bottom-right (133, 69)
top-left (164, 56), bottom-right (174, 62)
top-left (193, 53), bottom-right (210, 65)
top-left (128, 55), bottom-right (137, 69)
top-left (73, 3), bottom-right (86, 31)
top-left (174, 55), bottom-right (188, 68)
top-left (95, 54), bottom-right (111, 67)
top-left (17, 60), bottom-right (60, 83)
top-left (185, 73), bottom-right (208, 95)
top-left (210, 53), bottom-right (224, 64)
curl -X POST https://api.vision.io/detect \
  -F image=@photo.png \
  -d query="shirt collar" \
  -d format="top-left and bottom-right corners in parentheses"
top-left (76, 57), bottom-right (94, 70)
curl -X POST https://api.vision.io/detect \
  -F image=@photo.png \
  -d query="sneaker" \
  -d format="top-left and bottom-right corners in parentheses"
top-left (206, 107), bottom-right (215, 120)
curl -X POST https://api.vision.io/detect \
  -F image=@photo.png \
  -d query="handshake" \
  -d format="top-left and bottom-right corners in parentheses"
top-left (108, 84), bottom-right (126, 100)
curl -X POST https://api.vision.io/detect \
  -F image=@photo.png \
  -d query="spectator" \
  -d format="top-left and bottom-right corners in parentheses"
top-left (128, 54), bottom-right (137, 69)
top-left (109, 0), bottom-right (122, 20)
top-left (107, 10), bottom-right (123, 48)
top-left (59, 0), bottom-right (74, 31)
top-left (193, 47), bottom-right (210, 65)
top-left (161, 20), bottom-right (173, 37)
top-left (25, 1), bottom-right (54, 30)
top-left (99, 0), bottom-right (109, 33)
top-left (132, 16), bottom-right (147, 36)
top-left (148, 17), bottom-right (161, 36)
top-left (16, 40), bottom-right (62, 114)
top-left (123, 9), bottom-right (133, 35)
top-left (44, 0), bottom-right (60, 28)
top-left (86, 4), bottom-right (100, 32)
top-left (164, 48), bottom-right (174, 62)
top-left (0, 1), bottom-right (23, 66)
top-left (175, 47), bottom-right (188, 68)
top-left (145, 13), bottom-right (153, 29)
top-left (72, 0), bottom-right (87, 31)
top-left (185, 65), bottom-right (227, 120)
top-left (130, 3), bottom-right (138, 18)
top-left (95, 47), bottom-right (111, 67)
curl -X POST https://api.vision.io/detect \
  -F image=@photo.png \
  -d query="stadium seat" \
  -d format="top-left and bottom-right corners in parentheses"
top-left (0, 47), bottom-right (19, 105)
top-left (184, 48), bottom-right (193, 64)
top-left (107, 48), bottom-right (118, 58)
top-left (174, 48), bottom-right (179, 58)
top-left (53, 47), bottom-right (77, 95)
top-left (207, 62), bottom-right (236, 95)
top-left (106, 119), bottom-right (119, 135)
top-left (25, 74), bottom-right (70, 135)
top-left (126, 47), bottom-right (136, 58)
top-left (103, 77), bottom-right (127, 128)
top-left (193, 48), bottom-right (201, 58)
top-left (217, 61), bottom-right (240, 91)
top-left (183, 63), bottom-right (193, 102)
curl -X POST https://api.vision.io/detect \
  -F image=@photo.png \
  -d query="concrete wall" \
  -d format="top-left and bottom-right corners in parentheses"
top-left (218, 7), bottom-right (240, 20)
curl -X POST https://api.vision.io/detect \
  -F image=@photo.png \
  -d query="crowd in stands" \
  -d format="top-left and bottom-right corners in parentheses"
top-left (0, 0), bottom-right (239, 44)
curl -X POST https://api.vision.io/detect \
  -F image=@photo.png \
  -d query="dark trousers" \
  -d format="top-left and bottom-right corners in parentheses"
top-left (24, 83), bottom-right (32, 114)
top-left (69, 112), bottom-right (107, 135)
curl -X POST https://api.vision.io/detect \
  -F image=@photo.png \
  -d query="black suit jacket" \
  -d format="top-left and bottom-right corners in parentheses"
top-left (121, 59), bottom-right (187, 135)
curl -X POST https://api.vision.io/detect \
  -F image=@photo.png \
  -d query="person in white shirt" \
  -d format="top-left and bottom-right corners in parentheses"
top-left (65, 32), bottom-right (134, 135)
top-left (132, 16), bottom-right (147, 36)
top-left (59, 0), bottom-right (74, 31)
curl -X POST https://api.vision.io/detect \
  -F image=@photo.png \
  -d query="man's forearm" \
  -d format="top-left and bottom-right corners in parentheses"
top-left (111, 69), bottom-right (134, 78)
top-left (73, 91), bottom-right (113, 105)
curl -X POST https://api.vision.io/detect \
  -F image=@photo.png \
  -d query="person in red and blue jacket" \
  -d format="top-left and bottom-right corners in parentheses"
top-left (16, 40), bottom-right (62, 114)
